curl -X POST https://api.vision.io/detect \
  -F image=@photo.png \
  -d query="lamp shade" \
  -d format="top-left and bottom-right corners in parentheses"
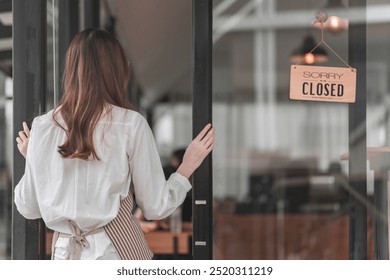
top-left (290, 35), bottom-right (328, 65)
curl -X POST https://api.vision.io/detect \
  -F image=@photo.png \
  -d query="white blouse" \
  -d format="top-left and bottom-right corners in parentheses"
top-left (14, 105), bottom-right (191, 259)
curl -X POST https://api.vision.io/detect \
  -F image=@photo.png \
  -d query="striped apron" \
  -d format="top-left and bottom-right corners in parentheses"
top-left (51, 187), bottom-right (153, 260)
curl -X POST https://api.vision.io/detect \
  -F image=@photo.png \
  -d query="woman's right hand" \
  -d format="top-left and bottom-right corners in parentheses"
top-left (177, 124), bottom-right (215, 178)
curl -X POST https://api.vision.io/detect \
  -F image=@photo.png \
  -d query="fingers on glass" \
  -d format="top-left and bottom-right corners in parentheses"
top-left (195, 123), bottom-right (212, 141)
top-left (23, 122), bottom-right (30, 137)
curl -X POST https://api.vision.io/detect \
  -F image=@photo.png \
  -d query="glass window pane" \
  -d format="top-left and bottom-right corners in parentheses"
top-left (0, 75), bottom-right (12, 259)
top-left (212, 0), bottom-right (377, 260)
top-left (367, 0), bottom-right (390, 260)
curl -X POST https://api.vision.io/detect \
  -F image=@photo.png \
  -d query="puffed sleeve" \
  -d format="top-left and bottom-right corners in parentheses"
top-left (128, 114), bottom-right (191, 220)
top-left (14, 121), bottom-right (42, 219)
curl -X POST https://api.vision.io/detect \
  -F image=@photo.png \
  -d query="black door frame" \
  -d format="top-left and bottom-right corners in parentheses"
top-left (192, 0), bottom-right (213, 260)
top-left (12, 0), bottom-right (47, 260)
top-left (348, 0), bottom-right (368, 260)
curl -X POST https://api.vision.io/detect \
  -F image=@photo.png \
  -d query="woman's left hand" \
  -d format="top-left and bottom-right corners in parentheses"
top-left (16, 122), bottom-right (30, 158)
top-left (177, 124), bottom-right (215, 178)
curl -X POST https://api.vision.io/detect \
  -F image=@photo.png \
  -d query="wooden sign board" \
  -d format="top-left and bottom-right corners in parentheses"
top-left (289, 65), bottom-right (357, 103)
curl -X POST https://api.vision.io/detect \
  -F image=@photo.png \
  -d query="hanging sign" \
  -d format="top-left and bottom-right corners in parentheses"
top-left (289, 65), bottom-right (356, 103)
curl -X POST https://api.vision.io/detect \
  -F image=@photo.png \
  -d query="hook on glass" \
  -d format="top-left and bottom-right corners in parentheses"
top-left (315, 10), bottom-right (329, 24)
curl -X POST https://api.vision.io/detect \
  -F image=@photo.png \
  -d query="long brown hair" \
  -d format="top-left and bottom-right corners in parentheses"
top-left (53, 28), bottom-right (133, 160)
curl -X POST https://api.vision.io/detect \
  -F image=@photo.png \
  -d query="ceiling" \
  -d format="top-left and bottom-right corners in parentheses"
top-left (4, 0), bottom-right (390, 104)
top-left (105, 0), bottom-right (390, 105)
top-left (105, 0), bottom-right (192, 103)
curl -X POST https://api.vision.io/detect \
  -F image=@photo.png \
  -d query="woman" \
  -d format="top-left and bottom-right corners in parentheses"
top-left (14, 29), bottom-right (214, 260)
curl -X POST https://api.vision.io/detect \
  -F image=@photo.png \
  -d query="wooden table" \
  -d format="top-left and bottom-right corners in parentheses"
top-left (144, 222), bottom-right (192, 257)
top-left (214, 213), bottom-right (374, 260)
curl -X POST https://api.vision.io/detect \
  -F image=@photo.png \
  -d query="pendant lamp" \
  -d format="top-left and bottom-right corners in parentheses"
top-left (290, 35), bottom-right (328, 65)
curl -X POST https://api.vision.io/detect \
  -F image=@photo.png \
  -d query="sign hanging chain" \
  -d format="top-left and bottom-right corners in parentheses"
top-left (296, 12), bottom-right (354, 70)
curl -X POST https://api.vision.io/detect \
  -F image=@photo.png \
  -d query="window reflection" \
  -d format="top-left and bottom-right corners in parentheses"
top-left (0, 75), bottom-right (12, 259)
top-left (210, 0), bottom-right (377, 259)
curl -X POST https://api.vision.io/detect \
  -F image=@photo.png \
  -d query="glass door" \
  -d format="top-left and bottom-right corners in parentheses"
top-left (211, 0), bottom-right (387, 260)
